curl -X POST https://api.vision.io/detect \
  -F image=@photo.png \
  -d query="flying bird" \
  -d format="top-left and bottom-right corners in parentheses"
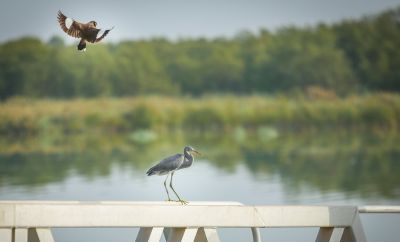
top-left (57, 10), bottom-right (113, 51)
top-left (146, 146), bottom-right (201, 204)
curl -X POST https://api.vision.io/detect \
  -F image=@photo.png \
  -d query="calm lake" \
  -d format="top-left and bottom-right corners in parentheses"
top-left (0, 130), bottom-right (399, 242)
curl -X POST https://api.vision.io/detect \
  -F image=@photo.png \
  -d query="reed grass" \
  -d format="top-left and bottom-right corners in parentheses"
top-left (0, 93), bottom-right (399, 137)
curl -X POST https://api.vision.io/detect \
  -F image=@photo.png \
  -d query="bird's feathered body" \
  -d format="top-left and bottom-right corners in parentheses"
top-left (146, 146), bottom-right (200, 204)
top-left (146, 153), bottom-right (185, 176)
top-left (146, 150), bottom-right (195, 176)
top-left (57, 11), bottom-right (113, 51)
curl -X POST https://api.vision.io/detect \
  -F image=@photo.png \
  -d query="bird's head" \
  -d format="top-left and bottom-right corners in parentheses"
top-left (90, 21), bottom-right (97, 27)
top-left (184, 146), bottom-right (201, 156)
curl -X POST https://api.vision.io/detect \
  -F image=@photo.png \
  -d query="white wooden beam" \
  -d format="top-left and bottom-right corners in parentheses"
top-left (0, 203), bottom-right (14, 227)
top-left (0, 202), bottom-right (357, 228)
top-left (358, 206), bottom-right (400, 213)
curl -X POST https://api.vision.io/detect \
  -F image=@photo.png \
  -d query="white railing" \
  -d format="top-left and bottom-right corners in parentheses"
top-left (2, 201), bottom-right (397, 242)
top-left (358, 206), bottom-right (400, 213)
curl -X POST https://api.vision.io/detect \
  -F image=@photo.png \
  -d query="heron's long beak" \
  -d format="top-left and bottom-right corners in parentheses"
top-left (193, 150), bottom-right (201, 156)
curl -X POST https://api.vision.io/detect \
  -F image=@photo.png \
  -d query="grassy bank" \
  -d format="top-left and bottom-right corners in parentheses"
top-left (0, 93), bottom-right (399, 137)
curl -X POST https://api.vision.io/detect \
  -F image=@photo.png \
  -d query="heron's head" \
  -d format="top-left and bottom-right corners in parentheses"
top-left (184, 146), bottom-right (201, 156)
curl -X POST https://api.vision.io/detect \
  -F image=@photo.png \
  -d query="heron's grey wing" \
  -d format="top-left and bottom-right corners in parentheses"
top-left (146, 154), bottom-right (184, 176)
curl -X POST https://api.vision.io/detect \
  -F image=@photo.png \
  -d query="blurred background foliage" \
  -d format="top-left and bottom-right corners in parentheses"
top-left (1, 8), bottom-right (400, 99)
top-left (0, 94), bottom-right (399, 140)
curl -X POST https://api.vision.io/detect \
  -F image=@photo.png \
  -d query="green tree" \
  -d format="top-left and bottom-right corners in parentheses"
top-left (335, 7), bottom-right (400, 91)
top-left (0, 37), bottom-right (49, 99)
top-left (255, 27), bottom-right (356, 94)
top-left (113, 41), bottom-right (177, 96)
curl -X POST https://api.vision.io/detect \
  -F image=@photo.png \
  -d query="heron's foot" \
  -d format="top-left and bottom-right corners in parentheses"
top-left (165, 198), bottom-right (174, 202)
top-left (165, 199), bottom-right (189, 205)
top-left (178, 199), bottom-right (189, 205)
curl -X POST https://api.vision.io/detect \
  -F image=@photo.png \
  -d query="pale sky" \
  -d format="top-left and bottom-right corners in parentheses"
top-left (1, 0), bottom-right (400, 43)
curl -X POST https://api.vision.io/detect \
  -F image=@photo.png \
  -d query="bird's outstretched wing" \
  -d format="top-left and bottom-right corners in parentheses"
top-left (57, 10), bottom-right (83, 38)
top-left (94, 27), bottom-right (114, 43)
top-left (146, 154), bottom-right (184, 176)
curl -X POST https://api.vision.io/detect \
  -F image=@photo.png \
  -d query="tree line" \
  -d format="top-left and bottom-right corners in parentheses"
top-left (0, 7), bottom-right (399, 99)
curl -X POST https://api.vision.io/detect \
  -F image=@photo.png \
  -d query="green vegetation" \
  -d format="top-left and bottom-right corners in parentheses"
top-left (0, 94), bottom-right (399, 141)
top-left (1, 7), bottom-right (400, 99)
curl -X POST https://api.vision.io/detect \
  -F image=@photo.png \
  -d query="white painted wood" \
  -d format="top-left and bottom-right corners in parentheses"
top-left (194, 228), bottom-right (220, 242)
top-left (330, 228), bottom-right (345, 242)
top-left (136, 227), bottom-right (164, 242)
top-left (358, 206), bottom-right (400, 213)
top-left (26, 229), bottom-right (55, 242)
top-left (251, 227), bottom-right (261, 242)
top-left (15, 228), bottom-right (28, 242)
top-left (164, 228), bottom-right (171, 240)
top-left (0, 228), bottom-right (12, 242)
top-left (316, 227), bottom-right (334, 242)
top-left (165, 228), bottom-right (221, 242)
top-left (340, 214), bottom-right (367, 242)
top-left (0, 202), bottom-right (357, 228)
top-left (0, 201), bottom-right (243, 206)
top-left (28, 229), bottom-right (40, 242)
top-left (0, 204), bottom-right (15, 227)
top-left (0, 201), bottom-right (368, 242)
top-left (316, 227), bottom-right (345, 242)
top-left (341, 227), bottom-right (354, 242)
top-left (350, 214), bottom-right (366, 242)
top-left (36, 229), bottom-right (55, 242)
top-left (167, 228), bottom-right (198, 242)
top-left (256, 206), bottom-right (356, 227)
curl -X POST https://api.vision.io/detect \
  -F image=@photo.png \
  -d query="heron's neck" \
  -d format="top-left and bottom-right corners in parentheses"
top-left (184, 151), bottom-right (194, 162)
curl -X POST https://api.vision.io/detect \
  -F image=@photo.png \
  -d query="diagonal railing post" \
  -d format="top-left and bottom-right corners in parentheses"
top-left (341, 213), bottom-right (366, 242)
top-left (0, 228), bottom-right (13, 242)
top-left (27, 228), bottom-right (55, 242)
top-left (166, 228), bottom-right (198, 242)
top-left (194, 228), bottom-right (220, 242)
top-left (15, 228), bottom-right (28, 242)
top-left (136, 227), bottom-right (164, 242)
top-left (316, 227), bottom-right (345, 242)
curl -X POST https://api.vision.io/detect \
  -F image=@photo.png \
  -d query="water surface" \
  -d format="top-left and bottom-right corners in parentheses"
top-left (0, 131), bottom-right (399, 241)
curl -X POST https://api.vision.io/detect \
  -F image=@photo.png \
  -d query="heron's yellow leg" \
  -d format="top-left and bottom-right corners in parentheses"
top-left (169, 172), bottom-right (188, 205)
top-left (163, 173), bottom-right (172, 201)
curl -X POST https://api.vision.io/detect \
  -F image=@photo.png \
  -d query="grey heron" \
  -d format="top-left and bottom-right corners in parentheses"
top-left (146, 146), bottom-right (200, 204)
